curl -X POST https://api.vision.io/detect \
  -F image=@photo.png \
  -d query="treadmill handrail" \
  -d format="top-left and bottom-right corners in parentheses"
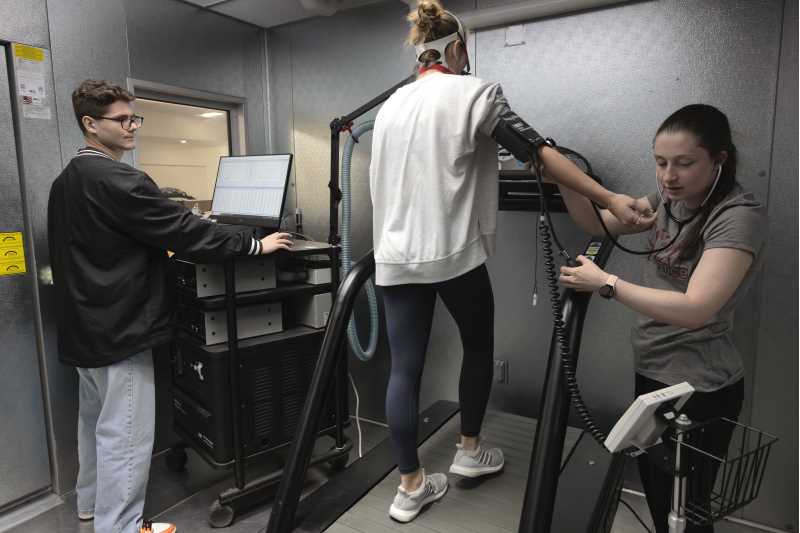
top-left (519, 236), bottom-right (615, 533)
top-left (266, 251), bottom-right (376, 533)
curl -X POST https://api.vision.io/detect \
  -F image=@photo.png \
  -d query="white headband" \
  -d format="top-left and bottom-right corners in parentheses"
top-left (413, 10), bottom-right (469, 73)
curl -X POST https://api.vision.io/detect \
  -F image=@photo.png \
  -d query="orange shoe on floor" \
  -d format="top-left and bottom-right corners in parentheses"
top-left (140, 520), bottom-right (176, 533)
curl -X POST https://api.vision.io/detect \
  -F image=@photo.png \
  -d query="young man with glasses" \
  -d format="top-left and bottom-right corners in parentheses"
top-left (47, 80), bottom-right (292, 533)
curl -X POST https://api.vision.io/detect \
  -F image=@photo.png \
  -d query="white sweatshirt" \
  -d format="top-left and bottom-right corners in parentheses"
top-left (370, 72), bottom-right (508, 286)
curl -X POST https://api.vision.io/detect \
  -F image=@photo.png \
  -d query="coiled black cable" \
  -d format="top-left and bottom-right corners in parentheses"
top-left (536, 200), bottom-right (607, 445)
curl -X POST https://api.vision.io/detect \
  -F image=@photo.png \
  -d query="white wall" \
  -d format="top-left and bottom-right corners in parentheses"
top-left (138, 140), bottom-right (228, 201)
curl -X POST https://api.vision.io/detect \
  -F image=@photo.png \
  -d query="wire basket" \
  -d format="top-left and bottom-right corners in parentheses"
top-left (673, 417), bottom-right (778, 526)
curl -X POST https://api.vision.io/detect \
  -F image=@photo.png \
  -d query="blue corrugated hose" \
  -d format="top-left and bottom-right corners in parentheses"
top-left (341, 121), bottom-right (379, 361)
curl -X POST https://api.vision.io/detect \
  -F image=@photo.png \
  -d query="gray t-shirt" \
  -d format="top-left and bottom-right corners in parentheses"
top-left (631, 184), bottom-right (766, 392)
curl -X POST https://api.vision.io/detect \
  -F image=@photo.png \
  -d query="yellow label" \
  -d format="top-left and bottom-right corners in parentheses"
top-left (0, 232), bottom-right (24, 246)
top-left (0, 246), bottom-right (25, 260)
top-left (0, 259), bottom-right (27, 276)
top-left (0, 234), bottom-right (26, 276)
top-left (12, 43), bottom-right (45, 62)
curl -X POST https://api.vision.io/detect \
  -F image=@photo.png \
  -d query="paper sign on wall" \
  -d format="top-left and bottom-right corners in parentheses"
top-left (12, 43), bottom-right (51, 120)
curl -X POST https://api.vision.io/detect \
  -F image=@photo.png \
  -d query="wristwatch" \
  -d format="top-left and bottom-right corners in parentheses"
top-left (598, 274), bottom-right (619, 299)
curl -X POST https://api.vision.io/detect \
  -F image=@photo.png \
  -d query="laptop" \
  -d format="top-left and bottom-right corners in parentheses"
top-left (210, 154), bottom-right (293, 230)
top-left (209, 153), bottom-right (330, 250)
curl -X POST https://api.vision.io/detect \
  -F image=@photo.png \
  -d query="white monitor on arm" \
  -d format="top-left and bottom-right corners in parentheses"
top-left (604, 382), bottom-right (695, 453)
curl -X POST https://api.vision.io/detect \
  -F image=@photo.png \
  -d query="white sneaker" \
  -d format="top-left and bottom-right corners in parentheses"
top-left (140, 521), bottom-right (177, 533)
top-left (77, 510), bottom-right (93, 521)
top-left (388, 470), bottom-right (448, 523)
top-left (449, 439), bottom-right (504, 478)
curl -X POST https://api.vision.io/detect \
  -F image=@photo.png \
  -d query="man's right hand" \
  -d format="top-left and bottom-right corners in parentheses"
top-left (260, 232), bottom-right (293, 254)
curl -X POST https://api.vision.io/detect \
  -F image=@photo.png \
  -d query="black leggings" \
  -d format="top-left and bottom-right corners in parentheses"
top-left (636, 373), bottom-right (744, 533)
top-left (380, 264), bottom-right (495, 474)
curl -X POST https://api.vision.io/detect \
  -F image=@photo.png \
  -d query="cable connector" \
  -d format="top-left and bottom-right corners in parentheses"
top-left (295, 207), bottom-right (303, 234)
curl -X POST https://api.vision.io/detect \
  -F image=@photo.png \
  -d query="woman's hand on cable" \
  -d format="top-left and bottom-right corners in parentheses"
top-left (559, 255), bottom-right (609, 292)
top-left (607, 193), bottom-right (656, 229)
top-left (260, 232), bottom-right (293, 254)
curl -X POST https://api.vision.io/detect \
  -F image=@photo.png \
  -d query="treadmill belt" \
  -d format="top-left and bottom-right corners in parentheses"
top-left (328, 410), bottom-right (583, 532)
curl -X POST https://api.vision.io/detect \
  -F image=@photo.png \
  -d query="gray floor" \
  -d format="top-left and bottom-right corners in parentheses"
top-left (5, 412), bottom-right (763, 533)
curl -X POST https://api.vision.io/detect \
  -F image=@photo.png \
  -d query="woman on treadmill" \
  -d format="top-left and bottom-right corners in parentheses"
top-left (555, 104), bottom-right (766, 533)
top-left (370, 0), bottom-right (653, 522)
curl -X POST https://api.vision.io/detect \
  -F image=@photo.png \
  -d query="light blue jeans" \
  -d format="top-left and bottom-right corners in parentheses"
top-left (76, 350), bottom-right (155, 533)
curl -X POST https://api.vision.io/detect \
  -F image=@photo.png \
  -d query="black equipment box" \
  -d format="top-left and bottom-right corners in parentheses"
top-left (171, 327), bottom-right (343, 465)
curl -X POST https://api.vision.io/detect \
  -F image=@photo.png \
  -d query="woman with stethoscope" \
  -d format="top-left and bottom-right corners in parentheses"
top-left (553, 104), bottom-right (766, 533)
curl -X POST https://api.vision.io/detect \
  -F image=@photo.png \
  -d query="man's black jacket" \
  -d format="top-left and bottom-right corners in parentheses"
top-left (48, 150), bottom-right (257, 367)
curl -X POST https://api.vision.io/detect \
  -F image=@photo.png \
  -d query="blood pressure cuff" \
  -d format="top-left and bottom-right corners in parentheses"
top-left (491, 108), bottom-right (553, 165)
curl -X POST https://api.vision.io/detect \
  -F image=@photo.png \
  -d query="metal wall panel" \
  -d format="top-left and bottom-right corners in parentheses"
top-left (47, 0), bottom-right (131, 164)
top-left (477, 0), bottom-right (782, 424)
top-left (279, 1), bottom-right (414, 418)
top-left (0, 46), bottom-right (52, 511)
top-left (748, 0), bottom-right (799, 529)
top-left (123, 0), bottom-right (268, 156)
top-left (265, 27), bottom-right (298, 218)
top-left (0, 0), bottom-right (50, 48)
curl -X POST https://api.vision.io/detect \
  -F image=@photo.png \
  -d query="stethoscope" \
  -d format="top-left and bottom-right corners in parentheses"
top-left (592, 162), bottom-right (723, 256)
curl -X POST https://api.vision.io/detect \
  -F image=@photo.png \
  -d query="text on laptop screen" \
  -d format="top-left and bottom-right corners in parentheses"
top-left (211, 154), bottom-right (291, 218)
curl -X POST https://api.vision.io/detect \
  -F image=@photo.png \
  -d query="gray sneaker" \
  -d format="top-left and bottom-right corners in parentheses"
top-left (388, 470), bottom-right (448, 523)
top-left (449, 440), bottom-right (504, 478)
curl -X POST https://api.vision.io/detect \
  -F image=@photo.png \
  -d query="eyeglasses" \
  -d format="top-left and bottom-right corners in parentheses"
top-left (94, 114), bottom-right (144, 130)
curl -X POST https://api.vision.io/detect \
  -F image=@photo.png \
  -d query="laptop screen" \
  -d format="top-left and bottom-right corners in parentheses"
top-left (210, 154), bottom-right (292, 225)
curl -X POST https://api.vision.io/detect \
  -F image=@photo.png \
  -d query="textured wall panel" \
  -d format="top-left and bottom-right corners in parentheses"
top-left (124, 0), bottom-right (268, 155)
top-left (0, 0), bottom-right (50, 48)
top-left (748, 0), bottom-right (798, 529)
top-left (48, 0), bottom-right (131, 163)
top-left (476, 0), bottom-right (783, 426)
top-left (281, 2), bottom-right (415, 419)
top-left (266, 27), bottom-right (299, 218)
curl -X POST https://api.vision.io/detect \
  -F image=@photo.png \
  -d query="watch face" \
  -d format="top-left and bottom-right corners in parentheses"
top-left (599, 285), bottom-right (613, 298)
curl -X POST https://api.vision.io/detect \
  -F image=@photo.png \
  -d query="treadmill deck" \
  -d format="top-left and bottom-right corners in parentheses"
top-left (327, 409), bottom-right (583, 533)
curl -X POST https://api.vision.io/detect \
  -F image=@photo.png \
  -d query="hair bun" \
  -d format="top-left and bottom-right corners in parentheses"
top-left (406, 0), bottom-right (456, 47)
top-left (418, 1), bottom-right (442, 20)
top-left (413, 1), bottom-right (443, 33)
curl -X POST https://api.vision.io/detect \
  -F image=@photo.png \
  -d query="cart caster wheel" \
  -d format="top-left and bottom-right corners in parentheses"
top-left (329, 450), bottom-right (350, 471)
top-left (208, 501), bottom-right (235, 528)
top-left (165, 446), bottom-right (188, 472)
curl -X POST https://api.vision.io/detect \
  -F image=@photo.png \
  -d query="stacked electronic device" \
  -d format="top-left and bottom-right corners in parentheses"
top-left (170, 252), bottom-right (342, 466)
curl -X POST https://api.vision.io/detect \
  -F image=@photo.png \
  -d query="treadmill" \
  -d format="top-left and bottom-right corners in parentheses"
top-left (260, 80), bottom-right (626, 533)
